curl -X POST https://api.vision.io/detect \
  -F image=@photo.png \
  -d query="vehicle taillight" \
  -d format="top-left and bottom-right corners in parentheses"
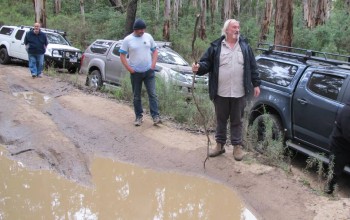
top-left (80, 54), bottom-right (85, 68)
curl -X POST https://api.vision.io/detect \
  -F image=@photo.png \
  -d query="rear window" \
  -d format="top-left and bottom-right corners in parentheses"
top-left (0, 27), bottom-right (14, 35)
top-left (256, 59), bottom-right (298, 86)
top-left (90, 41), bottom-right (114, 54)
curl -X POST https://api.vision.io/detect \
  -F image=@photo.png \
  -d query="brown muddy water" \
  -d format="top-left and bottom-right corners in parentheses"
top-left (0, 146), bottom-right (257, 220)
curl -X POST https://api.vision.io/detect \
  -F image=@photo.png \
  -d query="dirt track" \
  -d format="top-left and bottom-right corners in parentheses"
top-left (0, 64), bottom-right (349, 220)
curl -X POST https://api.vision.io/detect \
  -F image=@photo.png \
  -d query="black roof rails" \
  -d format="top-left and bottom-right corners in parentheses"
top-left (19, 25), bottom-right (67, 37)
top-left (256, 42), bottom-right (350, 66)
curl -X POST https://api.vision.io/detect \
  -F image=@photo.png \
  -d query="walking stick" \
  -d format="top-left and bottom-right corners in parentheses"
top-left (191, 14), bottom-right (211, 168)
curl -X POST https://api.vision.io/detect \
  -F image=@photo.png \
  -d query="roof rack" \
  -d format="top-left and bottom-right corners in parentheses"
top-left (19, 25), bottom-right (67, 37)
top-left (256, 42), bottom-right (350, 66)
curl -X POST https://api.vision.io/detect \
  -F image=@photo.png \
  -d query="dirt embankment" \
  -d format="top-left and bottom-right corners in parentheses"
top-left (0, 64), bottom-right (349, 220)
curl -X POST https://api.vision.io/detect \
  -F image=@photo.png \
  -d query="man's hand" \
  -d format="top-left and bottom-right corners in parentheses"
top-left (192, 63), bottom-right (199, 73)
top-left (254, 87), bottom-right (260, 97)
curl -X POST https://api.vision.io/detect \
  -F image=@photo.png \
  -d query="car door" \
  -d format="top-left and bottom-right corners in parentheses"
top-left (292, 67), bottom-right (349, 152)
top-left (11, 29), bottom-right (28, 60)
top-left (104, 43), bottom-right (128, 85)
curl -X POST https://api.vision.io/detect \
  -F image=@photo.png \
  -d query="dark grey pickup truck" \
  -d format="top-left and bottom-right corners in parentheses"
top-left (249, 43), bottom-right (350, 172)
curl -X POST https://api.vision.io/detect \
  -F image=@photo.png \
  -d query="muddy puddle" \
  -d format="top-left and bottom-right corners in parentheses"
top-left (12, 91), bottom-right (51, 110)
top-left (0, 146), bottom-right (257, 219)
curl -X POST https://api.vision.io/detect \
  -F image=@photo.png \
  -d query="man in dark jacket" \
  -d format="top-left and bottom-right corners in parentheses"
top-left (192, 19), bottom-right (261, 161)
top-left (24, 23), bottom-right (48, 78)
top-left (325, 98), bottom-right (350, 194)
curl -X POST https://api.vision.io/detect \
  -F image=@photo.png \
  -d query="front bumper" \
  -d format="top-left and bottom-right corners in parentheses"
top-left (45, 49), bottom-right (82, 71)
top-left (45, 55), bottom-right (81, 70)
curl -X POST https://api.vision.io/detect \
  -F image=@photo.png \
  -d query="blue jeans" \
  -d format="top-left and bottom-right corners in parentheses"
top-left (28, 54), bottom-right (44, 76)
top-left (130, 69), bottom-right (159, 119)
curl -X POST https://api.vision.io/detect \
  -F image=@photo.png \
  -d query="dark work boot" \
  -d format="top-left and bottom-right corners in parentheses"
top-left (209, 143), bottom-right (226, 157)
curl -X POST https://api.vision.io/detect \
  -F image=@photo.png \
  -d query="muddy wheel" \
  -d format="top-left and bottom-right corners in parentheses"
top-left (0, 48), bottom-right (10, 64)
top-left (252, 114), bottom-right (284, 153)
top-left (87, 69), bottom-right (102, 90)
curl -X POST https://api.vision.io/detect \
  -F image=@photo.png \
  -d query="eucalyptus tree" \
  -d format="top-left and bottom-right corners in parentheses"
top-left (259, 0), bottom-right (273, 43)
top-left (274, 0), bottom-right (293, 47)
top-left (303, 0), bottom-right (331, 28)
top-left (33, 0), bottom-right (46, 27)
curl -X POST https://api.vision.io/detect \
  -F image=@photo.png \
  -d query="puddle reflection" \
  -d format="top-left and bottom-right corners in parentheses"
top-left (12, 91), bottom-right (51, 110)
top-left (0, 147), bottom-right (257, 219)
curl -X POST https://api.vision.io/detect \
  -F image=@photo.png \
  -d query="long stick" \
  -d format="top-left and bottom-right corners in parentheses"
top-left (191, 14), bottom-right (211, 168)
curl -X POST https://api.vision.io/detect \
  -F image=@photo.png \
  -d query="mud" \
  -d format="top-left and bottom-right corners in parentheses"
top-left (0, 64), bottom-right (349, 219)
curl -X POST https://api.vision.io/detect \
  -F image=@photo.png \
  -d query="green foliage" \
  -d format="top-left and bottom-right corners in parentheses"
top-left (246, 112), bottom-right (291, 171)
top-left (1, 0), bottom-right (349, 57)
top-left (303, 154), bottom-right (339, 195)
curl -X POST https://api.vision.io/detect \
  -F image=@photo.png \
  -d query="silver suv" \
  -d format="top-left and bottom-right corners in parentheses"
top-left (80, 39), bottom-right (208, 91)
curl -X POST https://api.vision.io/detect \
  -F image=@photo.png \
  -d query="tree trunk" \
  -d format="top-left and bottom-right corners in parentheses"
top-left (32, 0), bottom-right (46, 27)
top-left (53, 0), bottom-right (61, 14)
top-left (315, 0), bottom-right (328, 26)
top-left (233, 0), bottom-right (240, 17)
top-left (124, 0), bottom-right (138, 37)
top-left (173, 0), bottom-right (179, 28)
top-left (274, 0), bottom-right (293, 49)
top-left (223, 0), bottom-right (232, 21)
top-left (303, 0), bottom-right (313, 28)
top-left (80, 0), bottom-right (86, 26)
top-left (163, 0), bottom-right (170, 41)
top-left (199, 0), bottom-right (206, 40)
top-left (79, 0), bottom-right (87, 48)
top-left (259, 0), bottom-right (273, 43)
top-left (108, 0), bottom-right (125, 12)
top-left (210, 0), bottom-right (217, 29)
top-left (304, 0), bottom-right (329, 28)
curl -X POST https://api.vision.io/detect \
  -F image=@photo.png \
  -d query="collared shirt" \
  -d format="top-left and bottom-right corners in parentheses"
top-left (24, 30), bottom-right (48, 55)
top-left (218, 39), bottom-right (245, 97)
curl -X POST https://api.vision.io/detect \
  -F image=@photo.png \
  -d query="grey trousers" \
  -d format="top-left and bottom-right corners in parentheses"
top-left (214, 96), bottom-right (246, 146)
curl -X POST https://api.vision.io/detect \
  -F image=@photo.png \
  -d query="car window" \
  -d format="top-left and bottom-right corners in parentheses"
top-left (307, 72), bottom-right (345, 101)
top-left (90, 41), bottom-right (114, 54)
top-left (112, 45), bottom-right (121, 56)
top-left (157, 49), bottom-right (188, 66)
top-left (0, 27), bottom-right (14, 35)
top-left (256, 59), bottom-right (298, 86)
top-left (46, 33), bottom-right (70, 45)
top-left (15, 30), bottom-right (25, 40)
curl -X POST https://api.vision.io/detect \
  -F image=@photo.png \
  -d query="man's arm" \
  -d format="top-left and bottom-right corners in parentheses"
top-left (120, 53), bottom-right (134, 73)
top-left (151, 48), bottom-right (158, 70)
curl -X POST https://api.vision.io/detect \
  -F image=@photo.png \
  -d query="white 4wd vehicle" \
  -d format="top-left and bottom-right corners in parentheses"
top-left (0, 25), bottom-right (82, 73)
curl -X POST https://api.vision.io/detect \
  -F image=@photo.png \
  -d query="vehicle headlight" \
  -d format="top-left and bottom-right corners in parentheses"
top-left (78, 53), bottom-right (82, 59)
top-left (169, 69), bottom-right (192, 83)
top-left (50, 49), bottom-right (62, 58)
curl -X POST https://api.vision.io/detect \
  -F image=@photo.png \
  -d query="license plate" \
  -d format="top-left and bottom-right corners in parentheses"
top-left (70, 57), bottom-right (77, 62)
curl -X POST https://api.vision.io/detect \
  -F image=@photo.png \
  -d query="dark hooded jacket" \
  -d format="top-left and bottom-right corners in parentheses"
top-left (196, 35), bottom-right (261, 101)
top-left (330, 98), bottom-right (350, 152)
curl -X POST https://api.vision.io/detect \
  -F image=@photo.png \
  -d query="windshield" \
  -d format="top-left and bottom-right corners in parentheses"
top-left (46, 33), bottom-right (70, 45)
top-left (157, 49), bottom-right (189, 66)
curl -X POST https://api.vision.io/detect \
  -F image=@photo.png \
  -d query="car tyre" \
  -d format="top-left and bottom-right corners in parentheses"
top-left (0, 48), bottom-right (11, 64)
top-left (87, 69), bottom-right (102, 90)
top-left (252, 114), bottom-right (284, 153)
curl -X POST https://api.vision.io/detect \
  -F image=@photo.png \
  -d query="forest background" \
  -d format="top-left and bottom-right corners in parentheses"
top-left (1, 0), bottom-right (350, 63)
